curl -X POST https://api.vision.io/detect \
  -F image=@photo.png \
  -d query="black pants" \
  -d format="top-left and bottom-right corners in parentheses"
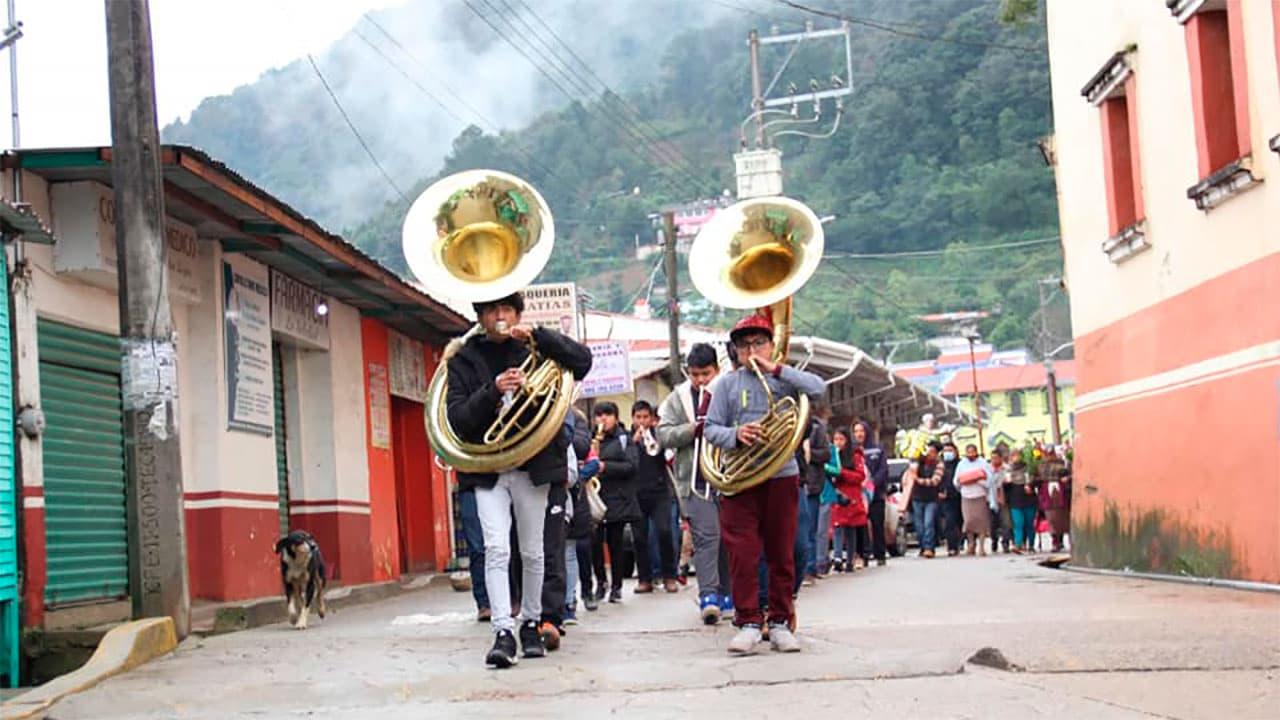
top-left (637, 490), bottom-right (676, 581)
top-left (942, 497), bottom-right (963, 553)
top-left (605, 519), bottom-right (650, 591)
top-left (573, 533), bottom-right (594, 600)
top-left (540, 483), bottom-right (568, 625)
top-left (868, 498), bottom-right (887, 561)
top-left (590, 523), bottom-right (608, 594)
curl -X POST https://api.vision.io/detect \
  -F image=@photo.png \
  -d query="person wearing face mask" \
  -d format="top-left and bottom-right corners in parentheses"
top-left (937, 441), bottom-right (963, 556)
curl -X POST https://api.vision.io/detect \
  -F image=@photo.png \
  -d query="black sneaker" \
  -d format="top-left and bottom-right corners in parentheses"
top-left (519, 619), bottom-right (546, 659)
top-left (608, 588), bottom-right (623, 603)
top-left (485, 629), bottom-right (518, 668)
top-left (594, 585), bottom-right (608, 601)
top-left (584, 595), bottom-right (599, 612)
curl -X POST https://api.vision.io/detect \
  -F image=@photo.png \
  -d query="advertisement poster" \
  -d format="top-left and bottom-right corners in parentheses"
top-left (368, 363), bottom-right (392, 449)
top-left (578, 341), bottom-right (633, 399)
top-left (389, 330), bottom-right (428, 402)
top-left (522, 282), bottom-right (580, 340)
top-left (223, 255), bottom-right (274, 434)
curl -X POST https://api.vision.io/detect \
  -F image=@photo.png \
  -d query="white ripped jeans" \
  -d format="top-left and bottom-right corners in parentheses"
top-left (476, 470), bottom-right (549, 633)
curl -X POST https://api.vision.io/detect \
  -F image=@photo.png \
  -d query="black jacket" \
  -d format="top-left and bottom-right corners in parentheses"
top-left (596, 424), bottom-right (640, 522)
top-left (446, 327), bottom-right (593, 491)
top-left (802, 418), bottom-right (831, 496)
top-left (861, 442), bottom-right (890, 501)
top-left (631, 428), bottom-right (670, 498)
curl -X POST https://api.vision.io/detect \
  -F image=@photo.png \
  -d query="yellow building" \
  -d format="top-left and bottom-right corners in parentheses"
top-left (940, 361), bottom-right (1075, 452)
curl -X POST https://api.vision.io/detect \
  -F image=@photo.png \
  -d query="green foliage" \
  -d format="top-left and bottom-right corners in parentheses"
top-left (177, 0), bottom-right (1064, 353)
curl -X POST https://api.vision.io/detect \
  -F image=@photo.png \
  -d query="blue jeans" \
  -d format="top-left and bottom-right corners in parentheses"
top-left (457, 489), bottom-right (489, 610)
top-left (565, 542), bottom-right (578, 610)
top-left (912, 499), bottom-right (939, 552)
top-left (1010, 506), bottom-right (1037, 547)
top-left (802, 492), bottom-right (820, 575)
top-left (792, 487), bottom-right (814, 591)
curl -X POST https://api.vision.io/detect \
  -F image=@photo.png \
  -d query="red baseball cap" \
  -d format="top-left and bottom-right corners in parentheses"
top-left (729, 313), bottom-right (773, 343)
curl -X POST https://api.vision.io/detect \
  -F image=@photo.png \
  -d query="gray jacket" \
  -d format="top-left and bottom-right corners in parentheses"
top-left (704, 364), bottom-right (826, 480)
top-left (656, 379), bottom-right (703, 501)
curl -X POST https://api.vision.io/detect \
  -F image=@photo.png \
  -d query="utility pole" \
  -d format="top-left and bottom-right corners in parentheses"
top-left (662, 211), bottom-right (681, 382)
top-left (748, 29), bottom-right (764, 149)
top-left (1038, 277), bottom-right (1063, 446)
top-left (967, 335), bottom-right (985, 456)
top-left (104, 0), bottom-right (189, 637)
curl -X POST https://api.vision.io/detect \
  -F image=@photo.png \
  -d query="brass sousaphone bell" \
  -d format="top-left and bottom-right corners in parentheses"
top-left (687, 196), bottom-right (825, 495)
top-left (402, 170), bottom-right (575, 473)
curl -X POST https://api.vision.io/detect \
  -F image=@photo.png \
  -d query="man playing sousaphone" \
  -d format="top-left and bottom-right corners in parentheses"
top-left (704, 314), bottom-right (825, 654)
top-left (445, 291), bottom-right (592, 668)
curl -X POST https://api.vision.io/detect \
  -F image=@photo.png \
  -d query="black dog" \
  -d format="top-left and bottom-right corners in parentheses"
top-left (273, 530), bottom-right (327, 629)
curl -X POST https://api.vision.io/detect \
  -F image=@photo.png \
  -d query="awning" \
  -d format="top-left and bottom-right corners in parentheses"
top-left (6, 146), bottom-right (470, 343)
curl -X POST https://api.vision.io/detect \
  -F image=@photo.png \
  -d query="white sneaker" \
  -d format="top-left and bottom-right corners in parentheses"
top-left (727, 625), bottom-right (763, 655)
top-left (768, 624), bottom-right (801, 653)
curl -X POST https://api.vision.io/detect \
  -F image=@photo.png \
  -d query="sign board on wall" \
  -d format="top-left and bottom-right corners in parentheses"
top-left (49, 181), bottom-right (202, 303)
top-left (223, 255), bottom-right (274, 434)
top-left (368, 362), bottom-right (392, 449)
top-left (270, 268), bottom-right (330, 349)
top-left (579, 341), bottom-right (633, 399)
top-left (389, 330), bottom-right (428, 402)
top-left (522, 282), bottom-right (580, 340)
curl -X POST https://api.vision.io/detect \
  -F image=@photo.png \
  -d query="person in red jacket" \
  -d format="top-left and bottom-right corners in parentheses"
top-left (829, 428), bottom-right (870, 572)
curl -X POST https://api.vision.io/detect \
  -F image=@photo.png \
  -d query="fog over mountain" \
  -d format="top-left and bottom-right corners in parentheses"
top-left (162, 0), bottom-right (733, 229)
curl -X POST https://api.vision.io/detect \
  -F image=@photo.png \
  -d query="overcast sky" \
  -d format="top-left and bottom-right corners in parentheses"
top-left (0, 0), bottom-right (401, 148)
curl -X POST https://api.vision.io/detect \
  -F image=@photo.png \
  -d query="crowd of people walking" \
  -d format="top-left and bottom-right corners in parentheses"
top-left (446, 292), bottom-right (1072, 668)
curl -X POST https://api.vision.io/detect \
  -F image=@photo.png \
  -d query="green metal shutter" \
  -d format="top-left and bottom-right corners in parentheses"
top-left (0, 254), bottom-right (18, 686)
top-left (273, 343), bottom-right (289, 536)
top-left (38, 320), bottom-right (127, 605)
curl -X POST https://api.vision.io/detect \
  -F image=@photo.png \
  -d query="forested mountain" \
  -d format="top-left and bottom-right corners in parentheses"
top-left (165, 0), bottom-right (1065, 359)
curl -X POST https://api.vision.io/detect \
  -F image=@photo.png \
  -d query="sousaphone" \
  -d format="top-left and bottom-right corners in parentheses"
top-left (688, 196), bottom-right (824, 495)
top-left (402, 169), bottom-right (574, 473)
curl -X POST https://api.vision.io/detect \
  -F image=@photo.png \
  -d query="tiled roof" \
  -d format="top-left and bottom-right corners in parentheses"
top-left (940, 360), bottom-right (1077, 395)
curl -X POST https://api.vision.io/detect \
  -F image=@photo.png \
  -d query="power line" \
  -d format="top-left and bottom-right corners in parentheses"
top-left (824, 236), bottom-right (1060, 260)
top-left (349, 23), bottom-right (570, 189)
top-left (770, 0), bottom-right (1042, 53)
top-left (462, 0), bottom-right (706, 200)
top-left (306, 54), bottom-right (409, 204)
top-left (507, 0), bottom-right (710, 184)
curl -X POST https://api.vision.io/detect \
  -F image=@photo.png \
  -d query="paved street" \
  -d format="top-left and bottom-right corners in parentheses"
top-left (49, 556), bottom-right (1279, 719)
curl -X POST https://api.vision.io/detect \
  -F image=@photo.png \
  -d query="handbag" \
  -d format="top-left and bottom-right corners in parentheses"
top-left (584, 477), bottom-right (608, 523)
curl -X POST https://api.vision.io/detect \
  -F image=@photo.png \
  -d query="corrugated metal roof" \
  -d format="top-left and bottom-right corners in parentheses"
top-left (7, 146), bottom-right (470, 341)
top-left (939, 360), bottom-right (1077, 395)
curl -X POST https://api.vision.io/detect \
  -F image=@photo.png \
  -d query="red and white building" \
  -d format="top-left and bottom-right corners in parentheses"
top-left (4, 146), bottom-right (469, 629)
top-left (1046, 0), bottom-right (1280, 583)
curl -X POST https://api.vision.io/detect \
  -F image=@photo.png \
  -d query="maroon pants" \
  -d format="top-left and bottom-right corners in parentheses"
top-left (720, 474), bottom-right (800, 627)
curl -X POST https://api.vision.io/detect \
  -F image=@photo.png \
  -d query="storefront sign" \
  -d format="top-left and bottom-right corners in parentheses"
top-left (522, 282), bottom-right (580, 340)
top-left (579, 341), bottom-right (633, 399)
top-left (368, 362), bottom-right (392, 449)
top-left (389, 330), bottom-right (428, 402)
top-left (223, 255), bottom-right (274, 434)
top-left (49, 181), bottom-right (202, 303)
top-left (270, 268), bottom-right (330, 349)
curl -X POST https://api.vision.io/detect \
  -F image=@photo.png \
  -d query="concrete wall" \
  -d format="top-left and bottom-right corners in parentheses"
top-left (1046, 0), bottom-right (1280, 582)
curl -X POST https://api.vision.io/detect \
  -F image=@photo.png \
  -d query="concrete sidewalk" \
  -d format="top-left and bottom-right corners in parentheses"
top-left (42, 554), bottom-right (1280, 719)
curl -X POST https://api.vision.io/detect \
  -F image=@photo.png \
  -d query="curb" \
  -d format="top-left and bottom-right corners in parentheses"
top-left (191, 572), bottom-right (448, 635)
top-left (2, 618), bottom-right (177, 720)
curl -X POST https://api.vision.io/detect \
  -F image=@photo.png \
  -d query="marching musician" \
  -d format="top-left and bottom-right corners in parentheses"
top-left (445, 291), bottom-right (592, 669)
top-left (656, 342), bottom-right (733, 625)
top-left (629, 401), bottom-right (679, 594)
top-left (703, 315), bottom-right (825, 655)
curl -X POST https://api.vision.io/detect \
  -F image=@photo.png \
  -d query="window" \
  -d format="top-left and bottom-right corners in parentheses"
top-left (1172, 0), bottom-right (1260, 208)
top-left (1083, 50), bottom-right (1147, 262)
top-left (1008, 390), bottom-right (1025, 417)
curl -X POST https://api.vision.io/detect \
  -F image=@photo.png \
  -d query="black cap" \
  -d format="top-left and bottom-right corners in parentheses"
top-left (473, 291), bottom-right (525, 316)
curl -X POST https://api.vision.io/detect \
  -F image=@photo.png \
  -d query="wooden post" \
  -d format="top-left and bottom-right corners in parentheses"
top-left (662, 212), bottom-right (681, 383)
top-left (104, 0), bottom-right (189, 637)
